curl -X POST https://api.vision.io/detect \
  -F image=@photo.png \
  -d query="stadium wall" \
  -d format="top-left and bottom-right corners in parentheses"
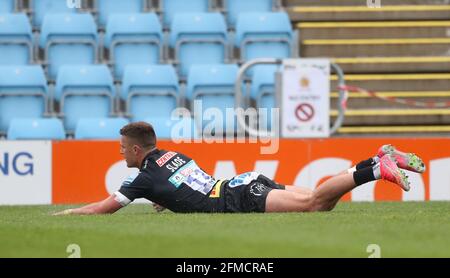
top-left (1, 138), bottom-right (449, 205)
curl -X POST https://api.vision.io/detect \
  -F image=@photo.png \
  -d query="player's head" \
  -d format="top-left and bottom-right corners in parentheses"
top-left (119, 122), bottom-right (157, 168)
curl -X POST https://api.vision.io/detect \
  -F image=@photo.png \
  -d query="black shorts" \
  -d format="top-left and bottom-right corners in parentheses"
top-left (223, 173), bottom-right (285, 213)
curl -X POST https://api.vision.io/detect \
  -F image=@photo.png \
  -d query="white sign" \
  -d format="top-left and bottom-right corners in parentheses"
top-left (0, 141), bottom-right (52, 205)
top-left (281, 59), bottom-right (330, 138)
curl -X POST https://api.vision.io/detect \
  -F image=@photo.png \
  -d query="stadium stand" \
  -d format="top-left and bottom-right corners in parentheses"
top-left (7, 117), bottom-right (65, 140)
top-left (160, 0), bottom-right (210, 29)
top-left (0, 0), bottom-right (447, 139)
top-left (96, 0), bottom-right (147, 29)
top-left (74, 117), bottom-right (129, 139)
top-left (0, 65), bottom-right (48, 134)
top-left (40, 13), bottom-right (98, 80)
top-left (186, 64), bottom-right (239, 134)
top-left (54, 65), bottom-right (115, 132)
top-left (170, 12), bottom-right (228, 78)
top-left (104, 13), bottom-right (163, 79)
top-left (0, 13), bottom-right (33, 65)
top-left (121, 64), bottom-right (179, 123)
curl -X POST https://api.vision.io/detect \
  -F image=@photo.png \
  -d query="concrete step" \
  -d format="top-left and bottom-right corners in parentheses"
top-left (330, 90), bottom-right (450, 99)
top-left (331, 109), bottom-right (450, 117)
top-left (295, 21), bottom-right (450, 72)
top-left (297, 21), bottom-right (450, 39)
top-left (330, 73), bottom-right (450, 91)
top-left (336, 125), bottom-right (450, 134)
top-left (328, 85), bottom-right (450, 125)
top-left (284, 0), bottom-right (450, 6)
top-left (330, 98), bottom-right (450, 110)
top-left (287, 5), bottom-right (450, 21)
top-left (331, 95), bottom-right (450, 109)
top-left (302, 38), bottom-right (450, 57)
top-left (330, 56), bottom-right (450, 73)
top-left (331, 108), bottom-right (450, 125)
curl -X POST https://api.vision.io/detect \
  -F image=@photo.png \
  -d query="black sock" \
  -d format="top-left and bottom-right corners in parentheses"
top-left (356, 158), bottom-right (375, 170)
top-left (353, 166), bottom-right (376, 186)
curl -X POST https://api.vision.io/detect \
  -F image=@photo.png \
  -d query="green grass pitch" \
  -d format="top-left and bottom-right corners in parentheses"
top-left (1, 202), bottom-right (449, 258)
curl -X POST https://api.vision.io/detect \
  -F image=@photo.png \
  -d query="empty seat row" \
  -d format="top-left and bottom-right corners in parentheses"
top-left (0, 64), bottom-right (279, 136)
top-left (6, 116), bottom-right (200, 140)
top-left (0, 64), bottom-right (118, 133)
top-left (7, 117), bottom-right (131, 140)
top-left (0, 12), bottom-right (295, 80)
top-left (11, 0), bottom-right (145, 28)
top-left (5, 0), bottom-right (278, 29)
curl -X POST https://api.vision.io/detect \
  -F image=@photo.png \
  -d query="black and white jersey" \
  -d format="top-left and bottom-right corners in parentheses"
top-left (115, 149), bottom-right (225, 213)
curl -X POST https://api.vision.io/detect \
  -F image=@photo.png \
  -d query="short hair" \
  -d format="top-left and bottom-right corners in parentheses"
top-left (120, 122), bottom-right (156, 148)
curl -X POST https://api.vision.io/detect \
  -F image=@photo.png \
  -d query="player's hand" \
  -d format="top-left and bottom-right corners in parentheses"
top-left (52, 209), bottom-right (73, 216)
top-left (152, 203), bottom-right (166, 213)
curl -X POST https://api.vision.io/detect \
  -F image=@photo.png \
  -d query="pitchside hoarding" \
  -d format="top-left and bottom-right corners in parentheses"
top-left (52, 138), bottom-right (450, 204)
top-left (0, 141), bottom-right (52, 205)
top-left (1, 139), bottom-right (448, 205)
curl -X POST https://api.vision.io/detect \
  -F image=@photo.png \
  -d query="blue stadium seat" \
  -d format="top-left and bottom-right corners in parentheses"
top-left (224, 0), bottom-right (274, 28)
top-left (122, 65), bottom-right (179, 122)
top-left (161, 0), bottom-right (209, 28)
top-left (40, 13), bottom-right (98, 79)
top-left (32, 0), bottom-right (77, 28)
top-left (105, 13), bottom-right (163, 79)
top-left (7, 118), bottom-right (65, 140)
top-left (250, 65), bottom-right (280, 129)
top-left (96, 0), bottom-right (146, 28)
top-left (186, 64), bottom-right (239, 134)
top-left (235, 12), bottom-right (293, 63)
top-left (145, 116), bottom-right (200, 140)
top-left (0, 13), bottom-right (33, 65)
top-left (0, 65), bottom-right (48, 133)
top-left (55, 65), bottom-right (115, 132)
top-left (170, 13), bottom-right (228, 77)
top-left (75, 117), bottom-right (129, 139)
top-left (0, 0), bottom-right (15, 13)
top-left (250, 65), bottom-right (279, 109)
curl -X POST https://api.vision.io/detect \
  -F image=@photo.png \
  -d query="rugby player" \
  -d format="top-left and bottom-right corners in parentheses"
top-left (54, 122), bottom-right (425, 215)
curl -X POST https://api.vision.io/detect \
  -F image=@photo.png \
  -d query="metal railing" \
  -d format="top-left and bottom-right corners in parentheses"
top-left (234, 58), bottom-right (347, 138)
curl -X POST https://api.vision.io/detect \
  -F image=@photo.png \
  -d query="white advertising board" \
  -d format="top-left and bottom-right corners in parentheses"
top-left (0, 141), bottom-right (52, 205)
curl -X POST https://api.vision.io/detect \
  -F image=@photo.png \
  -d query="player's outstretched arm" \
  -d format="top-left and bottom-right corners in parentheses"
top-left (53, 195), bottom-right (123, 216)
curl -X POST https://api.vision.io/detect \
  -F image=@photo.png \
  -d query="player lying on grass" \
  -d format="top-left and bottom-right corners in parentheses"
top-left (54, 122), bottom-right (426, 215)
